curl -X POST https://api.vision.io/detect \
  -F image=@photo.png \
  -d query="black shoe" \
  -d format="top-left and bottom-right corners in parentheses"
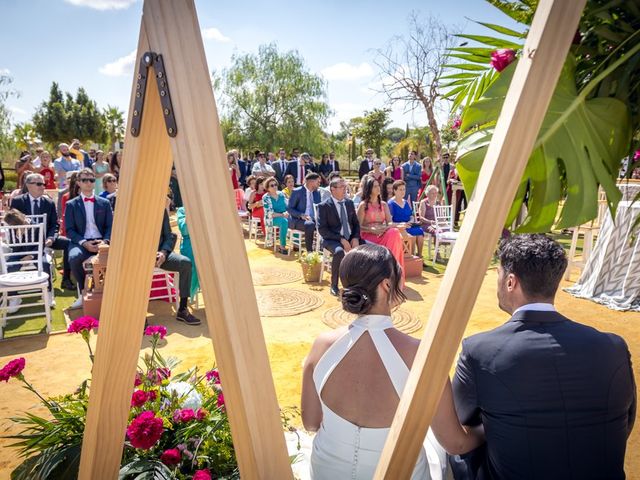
top-left (176, 310), bottom-right (201, 326)
top-left (330, 286), bottom-right (340, 297)
top-left (61, 278), bottom-right (76, 290)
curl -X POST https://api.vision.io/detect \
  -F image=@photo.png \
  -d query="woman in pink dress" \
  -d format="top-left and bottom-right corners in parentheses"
top-left (357, 177), bottom-right (405, 284)
top-left (418, 157), bottom-right (433, 200)
top-left (385, 156), bottom-right (403, 180)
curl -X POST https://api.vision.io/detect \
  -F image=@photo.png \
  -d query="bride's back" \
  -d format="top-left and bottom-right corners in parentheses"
top-left (320, 327), bottom-right (419, 428)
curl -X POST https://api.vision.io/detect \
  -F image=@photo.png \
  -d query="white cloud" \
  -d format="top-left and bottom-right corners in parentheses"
top-left (202, 27), bottom-right (231, 43)
top-left (64, 0), bottom-right (137, 10)
top-left (9, 106), bottom-right (26, 116)
top-left (0, 68), bottom-right (11, 76)
top-left (321, 62), bottom-right (374, 81)
top-left (327, 102), bottom-right (365, 132)
top-left (99, 50), bottom-right (137, 77)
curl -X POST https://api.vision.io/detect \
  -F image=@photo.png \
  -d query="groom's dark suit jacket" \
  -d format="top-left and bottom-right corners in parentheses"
top-left (452, 309), bottom-right (636, 480)
top-left (317, 197), bottom-right (360, 244)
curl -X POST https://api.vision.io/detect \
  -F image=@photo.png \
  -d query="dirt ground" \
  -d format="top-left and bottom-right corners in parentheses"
top-left (0, 240), bottom-right (638, 478)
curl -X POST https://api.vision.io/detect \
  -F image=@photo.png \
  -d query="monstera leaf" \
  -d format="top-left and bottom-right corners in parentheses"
top-left (457, 55), bottom-right (632, 231)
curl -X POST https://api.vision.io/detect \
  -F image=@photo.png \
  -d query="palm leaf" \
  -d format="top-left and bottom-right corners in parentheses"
top-left (457, 56), bottom-right (631, 231)
top-left (455, 34), bottom-right (523, 50)
top-left (474, 21), bottom-right (527, 38)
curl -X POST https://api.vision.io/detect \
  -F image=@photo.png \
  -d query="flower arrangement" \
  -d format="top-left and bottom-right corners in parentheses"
top-left (299, 251), bottom-right (322, 283)
top-left (3, 316), bottom-right (300, 479)
top-left (299, 251), bottom-right (321, 266)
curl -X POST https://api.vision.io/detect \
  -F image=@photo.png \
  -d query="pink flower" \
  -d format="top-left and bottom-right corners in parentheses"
top-left (217, 392), bottom-right (225, 410)
top-left (147, 367), bottom-right (171, 385)
top-left (173, 408), bottom-right (196, 423)
top-left (134, 372), bottom-right (143, 387)
top-left (144, 325), bottom-right (167, 339)
top-left (148, 390), bottom-right (157, 401)
top-left (205, 369), bottom-right (220, 384)
top-left (0, 358), bottom-right (26, 382)
top-left (633, 150), bottom-right (640, 162)
top-left (126, 411), bottom-right (164, 449)
top-left (131, 389), bottom-right (149, 407)
top-left (193, 470), bottom-right (212, 480)
top-left (490, 49), bottom-right (516, 72)
top-left (160, 448), bottom-right (181, 466)
top-left (67, 316), bottom-right (99, 334)
top-left (196, 408), bottom-right (208, 421)
top-left (452, 117), bottom-right (461, 130)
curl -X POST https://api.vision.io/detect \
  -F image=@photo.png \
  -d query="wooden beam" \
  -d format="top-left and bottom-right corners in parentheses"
top-left (78, 21), bottom-right (175, 479)
top-left (374, 0), bottom-right (586, 477)
top-left (80, 1), bottom-right (292, 478)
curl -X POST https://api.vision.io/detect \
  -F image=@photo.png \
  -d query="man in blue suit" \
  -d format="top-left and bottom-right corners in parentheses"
top-left (287, 172), bottom-right (321, 251)
top-left (286, 152), bottom-right (314, 186)
top-left (401, 150), bottom-right (421, 203)
top-left (10, 172), bottom-right (75, 292)
top-left (317, 177), bottom-right (363, 296)
top-left (65, 168), bottom-right (113, 308)
top-left (452, 234), bottom-right (636, 480)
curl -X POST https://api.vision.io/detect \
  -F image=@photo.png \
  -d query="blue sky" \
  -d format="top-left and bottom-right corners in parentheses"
top-left (1, 0), bottom-right (521, 134)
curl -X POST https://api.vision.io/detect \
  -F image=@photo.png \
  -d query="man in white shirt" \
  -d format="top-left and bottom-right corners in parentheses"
top-left (65, 168), bottom-right (113, 308)
top-left (251, 152), bottom-right (275, 178)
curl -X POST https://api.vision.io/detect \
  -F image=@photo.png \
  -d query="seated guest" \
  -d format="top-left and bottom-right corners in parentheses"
top-left (175, 207), bottom-right (199, 299)
top-left (380, 176), bottom-right (394, 203)
top-left (244, 175), bottom-right (257, 207)
top-left (37, 151), bottom-right (57, 189)
top-left (418, 185), bottom-right (440, 237)
top-left (248, 177), bottom-right (267, 235)
top-left (351, 175), bottom-right (368, 208)
top-left (318, 172), bottom-right (342, 202)
top-left (65, 168), bottom-right (113, 309)
top-left (263, 178), bottom-right (290, 254)
top-left (387, 180), bottom-right (425, 259)
top-left (317, 153), bottom-right (333, 186)
top-left (317, 177), bottom-right (363, 296)
top-left (287, 172), bottom-right (321, 252)
top-left (156, 208), bottom-right (201, 325)
top-left (282, 174), bottom-right (295, 199)
top-left (302, 245), bottom-right (484, 478)
top-left (356, 176), bottom-right (405, 285)
top-left (100, 173), bottom-right (118, 210)
top-left (10, 173), bottom-right (75, 292)
top-left (452, 234), bottom-right (636, 480)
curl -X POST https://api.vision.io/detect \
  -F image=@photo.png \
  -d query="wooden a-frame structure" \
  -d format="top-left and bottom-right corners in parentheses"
top-left (78, 0), bottom-right (586, 478)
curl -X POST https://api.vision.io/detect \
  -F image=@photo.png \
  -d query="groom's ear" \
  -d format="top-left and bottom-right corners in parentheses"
top-left (506, 273), bottom-right (517, 292)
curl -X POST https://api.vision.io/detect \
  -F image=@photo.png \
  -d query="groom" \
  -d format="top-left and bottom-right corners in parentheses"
top-left (452, 234), bottom-right (636, 480)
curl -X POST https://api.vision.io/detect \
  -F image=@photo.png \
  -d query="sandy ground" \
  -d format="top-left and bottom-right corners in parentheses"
top-left (0, 240), bottom-right (638, 478)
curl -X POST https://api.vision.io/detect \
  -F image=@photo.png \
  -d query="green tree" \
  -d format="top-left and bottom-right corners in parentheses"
top-left (33, 83), bottom-right (105, 145)
top-left (385, 127), bottom-right (406, 143)
top-left (103, 105), bottom-right (125, 151)
top-left (219, 43), bottom-right (330, 153)
top-left (13, 122), bottom-right (39, 151)
top-left (0, 73), bottom-right (20, 160)
top-left (352, 108), bottom-right (390, 158)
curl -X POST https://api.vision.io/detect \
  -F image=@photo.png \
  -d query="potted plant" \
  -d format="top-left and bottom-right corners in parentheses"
top-left (299, 251), bottom-right (322, 283)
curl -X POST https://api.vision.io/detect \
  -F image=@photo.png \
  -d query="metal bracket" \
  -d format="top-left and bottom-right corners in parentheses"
top-left (130, 51), bottom-right (177, 137)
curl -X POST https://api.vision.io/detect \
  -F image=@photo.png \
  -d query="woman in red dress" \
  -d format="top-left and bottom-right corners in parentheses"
top-left (228, 151), bottom-right (240, 189)
top-left (248, 177), bottom-right (267, 235)
top-left (417, 157), bottom-right (433, 200)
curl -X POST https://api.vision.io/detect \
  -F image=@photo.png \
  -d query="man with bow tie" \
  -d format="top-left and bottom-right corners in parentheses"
top-left (65, 168), bottom-right (113, 309)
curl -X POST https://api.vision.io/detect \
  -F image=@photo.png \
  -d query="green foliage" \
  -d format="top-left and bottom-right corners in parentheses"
top-left (219, 43), bottom-right (331, 153)
top-left (0, 73), bottom-right (20, 160)
top-left (103, 105), bottom-right (125, 151)
top-left (12, 122), bottom-right (39, 151)
top-left (384, 127), bottom-right (406, 143)
top-left (351, 108), bottom-right (390, 158)
top-left (457, 57), bottom-right (631, 231)
top-left (33, 82), bottom-right (105, 145)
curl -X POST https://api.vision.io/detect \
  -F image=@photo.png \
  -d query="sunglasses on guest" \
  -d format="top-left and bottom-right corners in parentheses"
top-left (105, 179), bottom-right (117, 183)
top-left (28, 182), bottom-right (45, 187)
top-left (79, 178), bottom-right (96, 183)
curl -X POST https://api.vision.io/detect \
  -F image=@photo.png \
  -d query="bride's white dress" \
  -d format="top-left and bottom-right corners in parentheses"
top-left (309, 314), bottom-right (447, 480)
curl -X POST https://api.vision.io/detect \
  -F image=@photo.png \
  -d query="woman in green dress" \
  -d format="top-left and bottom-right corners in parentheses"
top-left (176, 207), bottom-right (200, 298)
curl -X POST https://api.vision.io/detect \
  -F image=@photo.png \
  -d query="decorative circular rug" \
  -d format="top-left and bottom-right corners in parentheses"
top-left (251, 267), bottom-right (303, 286)
top-left (322, 307), bottom-right (422, 334)
top-left (256, 289), bottom-right (324, 317)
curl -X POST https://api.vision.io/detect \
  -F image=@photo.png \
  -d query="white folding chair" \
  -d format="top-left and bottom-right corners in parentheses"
top-left (313, 204), bottom-right (332, 283)
top-left (287, 229), bottom-right (305, 257)
top-left (263, 197), bottom-right (280, 252)
top-left (248, 217), bottom-right (262, 241)
top-left (432, 205), bottom-right (459, 266)
top-left (0, 222), bottom-right (51, 339)
top-left (150, 268), bottom-right (179, 310)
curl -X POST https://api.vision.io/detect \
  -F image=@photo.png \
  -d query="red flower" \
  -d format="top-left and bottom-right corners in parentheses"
top-left (193, 470), bottom-right (212, 480)
top-left (160, 448), bottom-right (181, 466)
top-left (490, 49), bottom-right (516, 72)
top-left (205, 369), bottom-right (220, 384)
top-left (173, 408), bottom-right (196, 423)
top-left (0, 358), bottom-right (26, 382)
top-left (633, 149), bottom-right (640, 162)
top-left (452, 117), bottom-right (461, 130)
top-left (196, 408), bottom-right (208, 421)
top-left (144, 325), bottom-right (167, 339)
top-left (148, 390), bottom-right (157, 401)
top-left (126, 411), bottom-right (164, 449)
top-left (217, 392), bottom-right (225, 410)
top-left (131, 389), bottom-right (149, 407)
top-left (134, 372), bottom-right (143, 387)
top-left (67, 316), bottom-right (99, 334)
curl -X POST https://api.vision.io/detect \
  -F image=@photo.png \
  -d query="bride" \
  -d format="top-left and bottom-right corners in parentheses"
top-left (301, 245), bottom-right (483, 479)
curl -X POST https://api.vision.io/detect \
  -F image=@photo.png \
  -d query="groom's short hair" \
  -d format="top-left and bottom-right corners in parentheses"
top-left (498, 234), bottom-right (567, 299)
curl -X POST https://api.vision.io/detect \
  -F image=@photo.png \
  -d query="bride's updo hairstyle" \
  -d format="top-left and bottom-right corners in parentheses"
top-left (339, 244), bottom-right (405, 315)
